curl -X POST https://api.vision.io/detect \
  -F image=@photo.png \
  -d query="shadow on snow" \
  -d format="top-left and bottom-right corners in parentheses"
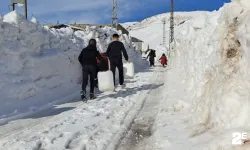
top-left (0, 65), bottom-right (158, 128)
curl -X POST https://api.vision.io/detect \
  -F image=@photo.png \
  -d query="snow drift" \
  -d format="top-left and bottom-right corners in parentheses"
top-left (128, 0), bottom-right (250, 149)
top-left (169, 0), bottom-right (250, 149)
top-left (0, 11), bottom-right (143, 123)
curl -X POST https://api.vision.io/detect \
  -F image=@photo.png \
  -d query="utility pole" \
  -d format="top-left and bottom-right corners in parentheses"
top-left (169, 0), bottom-right (174, 52)
top-left (162, 18), bottom-right (166, 46)
top-left (112, 0), bottom-right (118, 29)
top-left (11, 0), bottom-right (28, 19)
top-left (24, 0), bottom-right (27, 19)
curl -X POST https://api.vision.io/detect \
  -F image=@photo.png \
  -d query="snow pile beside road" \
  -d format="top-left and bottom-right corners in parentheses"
top-left (189, 0), bottom-right (250, 140)
top-left (0, 11), bottom-right (143, 123)
top-left (156, 0), bottom-right (250, 149)
top-left (126, 0), bottom-right (250, 149)
top-left (74, 26), bottom-right (143, 70)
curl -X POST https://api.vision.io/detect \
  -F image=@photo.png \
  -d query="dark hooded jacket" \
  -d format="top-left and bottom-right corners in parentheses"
top-left (78, 45), bottom-right (103, 67)
top-left (147, 50), bottom-right (156, 61)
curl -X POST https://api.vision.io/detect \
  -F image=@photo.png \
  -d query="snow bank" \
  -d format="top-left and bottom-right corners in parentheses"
top-left (128, 0), bottom-right (250, 149)
top-left (189, 0), bottom-right (250, 135)
top-left (0, 11), bottom-right (143, 123)
top-left (166, 0), bottom-right (250, 149)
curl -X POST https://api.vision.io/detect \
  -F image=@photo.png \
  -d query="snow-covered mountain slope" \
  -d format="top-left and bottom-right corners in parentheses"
top-left (126, 0), bottom-right (250, 149)
top-left (123, 11), bottom-right (210, 53)
top-left (121, 21), bottom-right (138, 29)
top-left (0, 11), bottom-right (144, 124)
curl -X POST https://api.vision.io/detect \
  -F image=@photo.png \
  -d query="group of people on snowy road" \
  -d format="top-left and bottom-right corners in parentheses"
top-left (78, 34), bottom-right (168, 101)
top-left (147, 49), bottom-right (168, 67)
top-left (78, 34), bottom-right (129, 101)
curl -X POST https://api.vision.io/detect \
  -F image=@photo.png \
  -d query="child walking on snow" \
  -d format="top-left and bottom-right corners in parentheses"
top-left (159, 53), bottom-right (167, 67)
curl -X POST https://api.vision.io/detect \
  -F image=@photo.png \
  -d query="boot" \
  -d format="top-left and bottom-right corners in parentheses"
top-left (94, 79), bottom-right (98, 88)
top-left (116, 84), bottom-right (125, 91)
top-left (81, 90), bottom-right (87, 102)
top-left (90, 93), bottom-right (96, 100)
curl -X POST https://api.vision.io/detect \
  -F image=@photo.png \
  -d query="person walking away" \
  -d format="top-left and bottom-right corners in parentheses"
top-left (95, 53), bottom-right (109, 88)
top-left (106, 34), bottom-right (129, 89)
top-left (147, 49), bottom-right (156, 67)
top-left (159, 53), bottom-right (167, 67)
top-left (78, 39), bottom-right (103, 101)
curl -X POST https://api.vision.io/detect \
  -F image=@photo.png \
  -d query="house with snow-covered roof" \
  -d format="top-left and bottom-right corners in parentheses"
top-left (131, 37), bottom-right (143, 52)
top-left (69, 24), bottom-right (129, 35)
top-left (44, 23), bottom-right (129, 35)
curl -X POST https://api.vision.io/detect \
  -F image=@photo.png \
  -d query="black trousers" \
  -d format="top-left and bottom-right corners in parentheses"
top-left (110, 58), bottom-right (124, 86)
top-left (95, 67), bottom-right (98, 86)
top-left (149, 59), bottom-right (155, 66)
top-left (82, 65), bottom-right (96, 94)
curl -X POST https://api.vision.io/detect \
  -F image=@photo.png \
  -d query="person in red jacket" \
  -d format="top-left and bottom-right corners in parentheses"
top-left (95, 53), bottom-right (109, 87)
top-left (159, 53), bottom-right (167, 67)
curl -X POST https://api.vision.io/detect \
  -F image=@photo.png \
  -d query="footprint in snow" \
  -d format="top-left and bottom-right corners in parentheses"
top-left (72, 119), bottom-right (78, 124)
top-left (64, 131), bottom-right (81, 149)
top-left (94, 112), bottom-right (101, 117)
top-left (32, 141), bottom-right (44, 150)
top-left (59, 133), bottom-right (64, 137)
top-left (42, 130), bottom-right (49, 134)
top-left (51, 137), bottom-right (56, 144)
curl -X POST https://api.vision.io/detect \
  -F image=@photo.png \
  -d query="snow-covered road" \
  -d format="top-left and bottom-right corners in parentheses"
top-left (0, 66), bottom-right (166, 150)
top-left (117, 69), bottom-right (165, 150)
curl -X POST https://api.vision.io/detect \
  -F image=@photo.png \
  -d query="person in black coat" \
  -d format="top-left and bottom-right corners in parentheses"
top-left (78, 39), bottom-right (103, 101)
top-left (147, 49), bottom-right (156, 66)
top-left (106, 34), bottom-right (129, 88)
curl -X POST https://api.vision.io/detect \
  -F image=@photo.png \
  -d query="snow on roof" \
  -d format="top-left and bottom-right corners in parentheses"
top-left (3, 10), bottom-right (28, 25)
top-left (131, 37), bottom-right (143, 42)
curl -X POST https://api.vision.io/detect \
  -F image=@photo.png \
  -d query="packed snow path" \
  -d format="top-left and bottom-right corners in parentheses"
top-left (116, 68), bottom-right (165, 150)
top-left (0, 66), bottom-right (165, 150)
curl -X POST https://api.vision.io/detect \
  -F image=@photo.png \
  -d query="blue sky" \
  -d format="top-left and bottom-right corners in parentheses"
top-left (0, 0), bottom-right (231, 24)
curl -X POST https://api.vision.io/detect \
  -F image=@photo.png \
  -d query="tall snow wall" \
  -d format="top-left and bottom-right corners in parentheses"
top-left (0, 11), bottom-right (144, 122)
top-left (167, 0), bottom-right (250, 149)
